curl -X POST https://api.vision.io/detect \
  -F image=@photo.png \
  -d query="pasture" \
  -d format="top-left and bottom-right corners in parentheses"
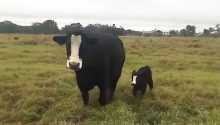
top-left (0, 34), bottom-right (220, 125)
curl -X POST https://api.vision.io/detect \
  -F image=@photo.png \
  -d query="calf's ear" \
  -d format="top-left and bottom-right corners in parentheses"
top-left (53, 36), bottom-right (67, 45)
top-left (132, 70), bottom-right (136, 78)
top-left (132, 70), bottom-right (136, 74)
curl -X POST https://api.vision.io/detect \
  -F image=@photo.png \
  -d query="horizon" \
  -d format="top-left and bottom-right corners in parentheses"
top-left (0, 0), bottom-right (220, 32)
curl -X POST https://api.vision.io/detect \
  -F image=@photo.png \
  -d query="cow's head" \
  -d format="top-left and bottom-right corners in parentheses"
top-left (53, 32), bottom-right (97, 70)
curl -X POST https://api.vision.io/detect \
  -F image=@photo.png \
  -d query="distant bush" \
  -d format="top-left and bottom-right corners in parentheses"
top-left (14, 41), bottom-right (38, 45)
top-left (14, 37), bottom-right (19, 40)
top-left (188, 43), bottom-right (202, 48)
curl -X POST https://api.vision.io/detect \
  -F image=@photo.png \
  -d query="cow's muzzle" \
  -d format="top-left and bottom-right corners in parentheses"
top-left (131, 83), bottom-right (135, 86)
top-left (69, 62), bottom-right (80, 70)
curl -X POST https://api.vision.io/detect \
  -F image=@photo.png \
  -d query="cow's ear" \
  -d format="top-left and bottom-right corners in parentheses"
top-left (53, 36), bottom-right (67, 45)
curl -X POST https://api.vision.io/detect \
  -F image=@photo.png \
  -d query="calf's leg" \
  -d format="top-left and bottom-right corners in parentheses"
top-left (141, 87), bottom-right (146, 96)
top-left (133, 87), bottom-right (137, 97)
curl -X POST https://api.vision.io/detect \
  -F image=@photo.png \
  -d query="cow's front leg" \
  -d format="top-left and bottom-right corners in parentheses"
top-left (99, 74), bottom-right (111, 105)
top-left (81, 91), bottom-right (89, 105)
top-left (99, 86), bottom-right (111, 106)
top-left (98, 65), bottom-right (112, 105)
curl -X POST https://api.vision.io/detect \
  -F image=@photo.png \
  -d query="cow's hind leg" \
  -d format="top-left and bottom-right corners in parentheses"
top-left (110, 79), bottom-right (117, 101)
top-left (148, 76), bottom-right (154, 90)
top-left (110, 63), bottom-right (123, 100)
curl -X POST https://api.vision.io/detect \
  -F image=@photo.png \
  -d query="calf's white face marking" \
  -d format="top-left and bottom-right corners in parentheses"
top-left (131, 76), bottom-right (137, 85)
top-left (66, 35), bottom-right (83, 69)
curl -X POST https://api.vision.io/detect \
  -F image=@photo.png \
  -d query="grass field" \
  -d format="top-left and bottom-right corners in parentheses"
top-left (0, 34), bottom-right (220, 125)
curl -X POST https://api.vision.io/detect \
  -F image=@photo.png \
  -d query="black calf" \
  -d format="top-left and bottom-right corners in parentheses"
top-left (131, 66), bottom-right (153, 96)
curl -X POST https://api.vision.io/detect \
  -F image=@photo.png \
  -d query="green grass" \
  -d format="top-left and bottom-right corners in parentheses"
top-left (0, 34), bottom-right (220, 125)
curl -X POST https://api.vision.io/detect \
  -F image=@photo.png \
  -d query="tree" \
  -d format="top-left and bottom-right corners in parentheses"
top-left (209, 27), bottom-right (215, 32)
top-left (0, 21), bottom-right (19, 33)
top-left (203, 29), bottom-right (210, 36)
top-left (152, 30), bottom-right (163, 37)
top-left (30, 20), bottom-right (59, 34)
top-left (61, 23), bottom-right (83, 33)
top-left (83, 23), bottom-right (124, 35)
top-left (124, 29), bottom-right (142, 36)
top-left (84, 24), bottom-right (99, 32)
top-left (41, 20), bottom-right (59, 34)
top-left (186, 25), bottom-right (196, 36)
top-left (31, 22), bottom-right (42, 34)
top-left (176, 30), bottom-right (180, 36)
top-left (169, 30), bottom-right (179, 36)
top-left (216, 24), bottom-right (220, 32)
top-left (180, 29), bottom-right (187, 37)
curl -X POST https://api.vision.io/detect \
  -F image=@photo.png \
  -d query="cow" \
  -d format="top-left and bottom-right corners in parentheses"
top-left (131, 66), bottom-right (153, 97)
top-left (53, 31), bottom-right (125, 105)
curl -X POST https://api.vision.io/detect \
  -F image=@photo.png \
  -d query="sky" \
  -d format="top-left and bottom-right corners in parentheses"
top-left (0, 0), bottom-right (219, 32)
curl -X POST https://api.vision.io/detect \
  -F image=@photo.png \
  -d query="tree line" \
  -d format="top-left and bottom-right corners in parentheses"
top-left (0, 20), bottom-right (142, 36)
top-left (173, 25), bottom-right (220, 37)
top-left (0, 20), bottom-right (59, 34)
top-left (0, 20), bottom-right (219, 37)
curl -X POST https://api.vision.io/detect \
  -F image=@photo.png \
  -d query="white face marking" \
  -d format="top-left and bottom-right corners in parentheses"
top-left (131, 76), bottom-right (137, 85)
top-left (66, 35), bottom-right (83, 69)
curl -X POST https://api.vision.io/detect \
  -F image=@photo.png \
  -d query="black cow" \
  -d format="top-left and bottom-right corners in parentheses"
top-left (53, 31), bottom-right (125, 105)
top-left (131, 66), bottom-right (153, 96)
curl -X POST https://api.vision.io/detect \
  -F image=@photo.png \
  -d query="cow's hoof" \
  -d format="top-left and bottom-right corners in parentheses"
top-left (99, 98), bottom-right (108, 106)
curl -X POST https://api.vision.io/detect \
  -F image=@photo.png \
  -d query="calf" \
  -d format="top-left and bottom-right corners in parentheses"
top-left (131, 66), bottom-right (153, 96)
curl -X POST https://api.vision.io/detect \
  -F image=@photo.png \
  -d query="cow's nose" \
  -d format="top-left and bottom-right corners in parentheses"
top-left (69, 62), bottom-right (80, 70)
top-left (131, 83), bottom-right (135, 86)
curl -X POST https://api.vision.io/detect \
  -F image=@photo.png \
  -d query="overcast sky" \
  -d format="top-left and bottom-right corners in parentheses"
top-left (0, 0), bottom-right (219, 32)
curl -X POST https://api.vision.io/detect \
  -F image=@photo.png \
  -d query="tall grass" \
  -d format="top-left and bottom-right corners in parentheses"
top-left (0, 34), bottom-right (220, 124)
